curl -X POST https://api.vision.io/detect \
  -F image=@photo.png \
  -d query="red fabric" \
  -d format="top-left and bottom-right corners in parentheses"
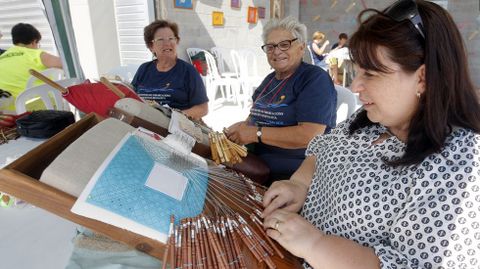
top-left (192, 59), bottom-right (207, 76)
top-left (63, 81), bottom-right (142, 117)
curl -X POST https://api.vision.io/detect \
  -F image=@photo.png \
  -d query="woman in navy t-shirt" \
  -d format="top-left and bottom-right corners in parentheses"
top-left (225, 17), bottom-right (337, 184)
top-left (131, 20), bottom-right (208, 120)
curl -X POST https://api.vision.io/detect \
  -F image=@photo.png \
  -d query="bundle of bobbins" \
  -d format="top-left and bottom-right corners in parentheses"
top-left (208, 131), bottom-right (248, 165)
top-left (0, 126), bottom-right (19, 145)
top-left (0, 112), bottom-right (30, 145)
top-left (161, 168), bottom-right (285, 269)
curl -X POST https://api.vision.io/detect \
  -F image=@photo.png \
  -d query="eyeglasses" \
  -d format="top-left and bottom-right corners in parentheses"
top-left (261, 38), bottom-right (298, 53)
top-left (152, 37), bottom-right (177, 45)
top-left (384, 0), bottom-right (425, 39)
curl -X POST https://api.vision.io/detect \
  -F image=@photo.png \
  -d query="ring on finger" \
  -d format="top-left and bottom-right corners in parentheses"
top-left (272, 218), bottom-right (281, 230)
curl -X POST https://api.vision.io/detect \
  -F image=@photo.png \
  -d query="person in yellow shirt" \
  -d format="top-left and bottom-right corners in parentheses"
top-left (0, 23), bottom-right (62, 113)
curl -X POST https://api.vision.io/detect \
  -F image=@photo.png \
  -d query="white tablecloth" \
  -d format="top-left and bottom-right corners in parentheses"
top-left (0, 137), bottom-right (45, 168)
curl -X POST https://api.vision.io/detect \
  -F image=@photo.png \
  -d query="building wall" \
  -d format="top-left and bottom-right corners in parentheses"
top-left (299, 0), bottom-right (480, 88)
top-left (158, 0), bottom-right (277, 76)
top-left (69, 0), bottom-right (121, 79)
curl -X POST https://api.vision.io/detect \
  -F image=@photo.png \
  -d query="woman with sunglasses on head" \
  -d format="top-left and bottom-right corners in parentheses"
top-left (131, 20), bottom-right (208, 120)
top-left (262, 1), bottom-right (480, 268)
top-left (226, 16), bottom-right (337, 185)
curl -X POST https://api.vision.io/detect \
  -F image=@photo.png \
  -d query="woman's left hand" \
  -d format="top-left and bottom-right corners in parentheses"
top-left (225, 121), bottom-right (257, 145)
top-left (263, 209), bottom-right (323, 259)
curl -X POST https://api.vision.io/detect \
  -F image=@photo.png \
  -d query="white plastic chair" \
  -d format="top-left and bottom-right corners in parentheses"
top-left (238, 49), bottom-right (263, 85)
top-left (334, 85), bottom-right (357, 123)
top-left (105, 64), bottom-right (140, 83)
top-left (203, 50), bottom-right (240, 108)
top-left (16, 78), bottom-right (83, 115)
top-left (230, 50), bottom-right (250, 107)
top-left (210, 47), bottom-right (236, 77)
top-left (230, 49), bottom-right (263, 107)
top-left (25, 68), bottom-right (64, 89)
top-left (186, 48), bottom-right (204, 64)
top-left (305, 44), bottom-right (315, 65)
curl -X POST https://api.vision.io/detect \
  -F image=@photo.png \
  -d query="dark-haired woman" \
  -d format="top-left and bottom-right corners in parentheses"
top-left (0, 23), bottom-right (62, 113)
top-left (262, 1), bottom-right (480, 268)
top-left (132, 20), bottom-right (208, 120)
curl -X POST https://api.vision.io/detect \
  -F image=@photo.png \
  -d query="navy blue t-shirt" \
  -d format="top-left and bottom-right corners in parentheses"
top-left (131, 59), bottom-right (208, 110)
top-left (249, 62), bottom-right (336, 177)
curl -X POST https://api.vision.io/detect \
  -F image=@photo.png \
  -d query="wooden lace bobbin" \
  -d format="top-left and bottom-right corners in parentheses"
top-left (186, 219), bottom-right (193, 269)
top-left (243, 224), bottom-right (276, 269)
top-left (240, 222), bottom-right (267, 263)
top-left (204, 217), bottom-right (229, 269)
top-left (181, 221), bottom-right (189, 268)
top-left (219, 220), bottom-right (235, 268)
top-left (191, 219), bottom-right (202, 269)
top-left (234, 205), bottom-right (275, 260)
top-left (213, 221), bottom-right (231, 269)
top-left (250, 215), bottom-right (285, 259)
top-left (197, 219), bottom-right (211, 269)
top-left (230, 142), bottom-right (247, 157)
top-left (233, 220), bottom-right (263, 263)
top-left (175, 226), bottom-right (182, 269)
top-left (170, 221), bottom-right (177, 269)
top-left (199, 217), bottom-right (216, 269)
top-left (227, 218), bottom-right (247, 269)
top-left (215, 221), bottom-right (230, 267)
top-left (249, 224), bottom-right (274, 257)
top-left (242, 216), bottom-right (274, 257)
top-left (213, 134), bottom-right (226, 163)
top-left (222, 218), bottom-right (241, 269)
top-left (177, 225), bottom-right (183, 268)
top-left (161, 215), bottom-right (175, 269)
top-left (218, 134), bottom-right (234, 163)
top-left (208, 133), bottom-right (220, 164)
top-left (215, 133), bottom-right (230, 163)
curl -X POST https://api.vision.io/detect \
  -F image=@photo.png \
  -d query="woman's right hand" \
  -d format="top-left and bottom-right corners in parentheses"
top-left (262, 179), bottom-right (309, 217)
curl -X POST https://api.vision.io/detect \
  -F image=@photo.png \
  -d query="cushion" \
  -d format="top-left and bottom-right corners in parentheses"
top-left (40, 118), bottom-right (134, 197)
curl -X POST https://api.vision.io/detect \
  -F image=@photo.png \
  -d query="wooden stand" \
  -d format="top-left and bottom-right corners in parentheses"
top-left (0, 113), bottom-right (301, 268)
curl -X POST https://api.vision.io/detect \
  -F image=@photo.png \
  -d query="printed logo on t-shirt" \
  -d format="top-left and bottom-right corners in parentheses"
top-left (137, 86), bottom-right (174, 105)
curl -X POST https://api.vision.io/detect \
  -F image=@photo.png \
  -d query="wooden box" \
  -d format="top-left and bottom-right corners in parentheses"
top-left (0, 113), bottom-right (301, 268)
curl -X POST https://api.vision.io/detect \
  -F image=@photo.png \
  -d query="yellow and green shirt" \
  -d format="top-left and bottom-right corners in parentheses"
top-left (0, 46), bottom-right (47, 112)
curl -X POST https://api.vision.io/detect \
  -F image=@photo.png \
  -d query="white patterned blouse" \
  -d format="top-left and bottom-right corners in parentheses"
top-left (302, 112), bottom-right (480, 269)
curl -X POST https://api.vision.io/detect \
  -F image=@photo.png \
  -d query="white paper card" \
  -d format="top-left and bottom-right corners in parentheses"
top-left (145, 162), bottom-right (188, 200)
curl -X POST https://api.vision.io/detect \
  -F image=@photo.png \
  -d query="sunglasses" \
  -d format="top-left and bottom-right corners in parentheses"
top-left (384, 0), bottom-right (425, 39)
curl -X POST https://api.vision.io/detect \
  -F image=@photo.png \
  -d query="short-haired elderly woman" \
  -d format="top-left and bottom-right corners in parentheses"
top-left (225, 17), bottom-right (337, 184)
top-left (262, 1), bottom-right (480, 268)
top-left (132, 20), bottom-right (208, 120)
